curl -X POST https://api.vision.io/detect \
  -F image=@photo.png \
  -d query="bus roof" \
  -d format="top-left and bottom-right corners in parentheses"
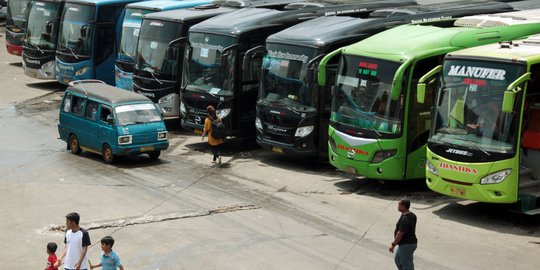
top-left (340, 9), bottom-right (540, 63)
top-left (142, 5), bottom-right (236, 23)
top-left (189, 0), bottom-right (414, 36)
top-left (66, 0), bottom-right (139, 6)
top-left (508, 0), bottom-right (540, 11)
top-left (265, 0), bottom-right (514, 49)
top-left (33, 0), bottom-right (66, 3)
top-left (126, 0), bottom-right (210, 11)
top-left (446, 34), bottom-right (540, 64)
top-left (68, 82), bottom-right (151, 105)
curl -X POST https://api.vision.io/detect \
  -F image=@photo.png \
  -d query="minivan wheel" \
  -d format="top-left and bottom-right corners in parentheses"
top-left (148, 150), bottom-right (161, 160)
top-left (69, 134), bottom-right (82, 154)
top-left (102, 144), bottom-right (114, 164)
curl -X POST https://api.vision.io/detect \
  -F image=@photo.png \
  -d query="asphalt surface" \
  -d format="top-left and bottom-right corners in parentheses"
top-left (0, 5), bottom-right (539, 269)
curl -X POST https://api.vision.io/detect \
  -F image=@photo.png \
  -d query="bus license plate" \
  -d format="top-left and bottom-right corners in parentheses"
top-left (272, 147), bottom-right (283, 154)
top-left (140, 146), bottom-right (154, 152)
top-left (194, 129), bottom-right (203, 135)
top-left (450, 186), bottom-right (466, 197)
top-left (63, 78), bottom-right (69, 84)
top-left (28, 70), bottom-right (37, 77)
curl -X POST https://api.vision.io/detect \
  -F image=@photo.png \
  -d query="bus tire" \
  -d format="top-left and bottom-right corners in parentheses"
top-left (102, 144), bottom-right (114, 164)
top-left (69, 134), bottom-right (82, 154)
top-left (148, 151), bottom-right (161, 160)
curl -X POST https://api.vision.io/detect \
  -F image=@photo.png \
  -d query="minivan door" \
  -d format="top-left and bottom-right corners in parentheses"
top-left (98, 105), bottom-right (116, 153)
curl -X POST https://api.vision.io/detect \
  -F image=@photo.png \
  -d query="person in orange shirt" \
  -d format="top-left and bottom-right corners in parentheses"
top-left (201, 105), bottom-right (224, 164)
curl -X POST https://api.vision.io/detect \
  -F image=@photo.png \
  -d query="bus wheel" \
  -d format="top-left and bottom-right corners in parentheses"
top-left (148, 151), bottom-right (161, 160)
top-left (102, 144), bottom-right (114, 164)
top-left (69, 135), bottom-right (82, 154)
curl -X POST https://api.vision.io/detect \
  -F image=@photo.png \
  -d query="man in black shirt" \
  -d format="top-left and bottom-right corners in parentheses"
top-left (389, 198), bottom-right (417, 270)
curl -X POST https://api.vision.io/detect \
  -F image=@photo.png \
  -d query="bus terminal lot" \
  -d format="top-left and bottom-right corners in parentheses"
top-left (0, 27), bottom-right (539, 270)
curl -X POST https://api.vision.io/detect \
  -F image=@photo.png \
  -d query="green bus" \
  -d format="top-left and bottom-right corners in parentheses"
top-left (317, 9), bottom-right (540, 181)
top-left (417, 33), bottom-right (540, 214)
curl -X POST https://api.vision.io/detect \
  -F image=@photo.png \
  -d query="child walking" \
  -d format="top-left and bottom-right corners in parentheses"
top-left (45, 242), bottom-right (58, 270)
top-left (89, 236), bottom-right (124, 270)
top-left (201, 105), bottom-right (224, 164)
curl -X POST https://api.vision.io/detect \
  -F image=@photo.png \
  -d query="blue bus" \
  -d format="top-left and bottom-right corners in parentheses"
top-left (23, 0), bottom-right (66, 80)
top-left (115, 0), bottom-right (210, 90)
top-left (55, 0), bottom-right (141, 85)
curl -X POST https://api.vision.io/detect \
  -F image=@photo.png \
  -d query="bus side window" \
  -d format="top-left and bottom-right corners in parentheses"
top-left (100, 105), bottom-right (112, 123)
top-left (71, 96), bottom-right (86, 116)
top-left (62, 92), bottom-right (72, 112)
top-left (95, 5), bottom-right (122, 65)
top-left (84, 100), bottom-right (99, 121)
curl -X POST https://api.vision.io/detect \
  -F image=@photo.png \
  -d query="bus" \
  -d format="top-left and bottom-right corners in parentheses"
top-left (256, 0), bottom-right (514, 158)
top-left (132, 0), bottom-right (299, 119)
top-left (417, 35), bottom-right (540, 215)
top-left (5, 0), bottom-right (31, 56)
top-left (114, 0), bottom-right (211, 90)
top-left (55, 0), bottom-right (141, 85)
top-left (180, 0), bottom-right (416, 139)
top-left (22, 0), bottom-right (65, 79)
top-left (316, 9), bottom-right (540, 181)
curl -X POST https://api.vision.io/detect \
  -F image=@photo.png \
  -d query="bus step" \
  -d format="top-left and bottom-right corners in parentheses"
top-left (523, 208), bottom-right (540, 215)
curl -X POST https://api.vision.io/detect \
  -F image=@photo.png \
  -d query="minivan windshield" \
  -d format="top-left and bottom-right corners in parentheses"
top-left (115, 103), bottom-right (161, 125)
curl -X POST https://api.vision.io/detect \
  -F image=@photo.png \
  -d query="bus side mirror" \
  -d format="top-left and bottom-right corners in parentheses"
top-left (318, 48), bottom-right (342, 87)
top-left (416, 65), bottom-right (441, 104)
top-left (502, 91), bottom-right (515, 113)
top-left (106, 114), bottom-right (114, 125)
top-left (80, 26), bottom-right (86, 38)
top-left (242, 45), bottom-right (264, 72)
top-left (46, 21), bottom-right (52, 34)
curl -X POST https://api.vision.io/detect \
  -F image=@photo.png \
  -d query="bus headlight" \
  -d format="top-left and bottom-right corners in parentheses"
top-left (371, 149), bottom-right (397, 163)
top-left (426, 160), bottom-right (438, 176)
top-left (42, 61), bottom-right (54, 71)
top-left (157, 131), bottom-right (168, 141)
top-left (295, 125), bottom-right (314, 137)
top-left (159, 94), bottom-right (174, 104)
top-left (217, 108), bottom-right (231, 118)
top-left (75, 66), bottom-right (88, 76)
top-left (480, 169), bottom-right (511, 185)
top-left (255, 117), bottom-right (262, 131)
top-left (118, 135), bottom-right (132, 145)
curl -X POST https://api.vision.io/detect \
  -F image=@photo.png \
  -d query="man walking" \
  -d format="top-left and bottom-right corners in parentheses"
top-left (389, 198), bottom-right (417, 270)
top-left (55, 212), bottom-right (91, 270)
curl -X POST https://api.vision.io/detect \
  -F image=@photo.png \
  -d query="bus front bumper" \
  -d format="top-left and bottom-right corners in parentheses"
top-left (23, 66), bottom-right (56, 80)
top-left (257, 136), bottom-right (318, 157)
top-left (328, 145), bottom-right (404, 180)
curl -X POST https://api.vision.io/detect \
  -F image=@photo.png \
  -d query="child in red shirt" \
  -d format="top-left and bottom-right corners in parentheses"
top-left (45, 242), bottom-right (58, 270)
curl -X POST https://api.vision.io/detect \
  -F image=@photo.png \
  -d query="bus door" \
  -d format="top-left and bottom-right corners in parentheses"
top-left (315, 55), bottom-right (337, 156)
top-left (94, 5), bottom-right (124, 84)
top-left (406, 56), bottom-right (439, 179)
top-left (239, 43), bottom-right (264, 137)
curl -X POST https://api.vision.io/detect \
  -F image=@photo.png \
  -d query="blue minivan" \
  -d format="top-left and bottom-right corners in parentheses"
top-left (58, 80), bottom-right (169, 163)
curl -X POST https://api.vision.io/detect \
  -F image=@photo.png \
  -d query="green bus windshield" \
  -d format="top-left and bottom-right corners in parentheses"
top-left (430, 59), bottom-right (526, 155)
top-left (332, 54), bottom-right (403, 136)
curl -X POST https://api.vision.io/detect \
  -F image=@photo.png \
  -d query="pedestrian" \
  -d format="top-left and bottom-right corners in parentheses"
top-left (201, 105), bottom-right (224, 164)
top-left (89, 236), bottom-right (124, 270)
top-left (54, 212), bottom-right (91, 270)
top-left (389, 198), bottom-right (417, 270)
top-left (45, 242), bottom-right (58, 270)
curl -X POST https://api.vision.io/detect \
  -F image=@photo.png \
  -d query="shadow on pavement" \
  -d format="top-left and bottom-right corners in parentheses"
top-left (77, 150), bottom-right (172, 168)
top-left (26, 81), bottom-right (66, 92)
top-left (9, 62), bottom-right (22, 67)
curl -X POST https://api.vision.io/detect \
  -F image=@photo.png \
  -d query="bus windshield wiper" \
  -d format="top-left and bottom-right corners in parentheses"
top-left (454, 136), bottom-right (490, 157)
top-left (29, 42), bottom-right (44, 54)
top-left (64, 46), bottom-right (79, 60)
top-left (143, 67), bottom-right (163, 85)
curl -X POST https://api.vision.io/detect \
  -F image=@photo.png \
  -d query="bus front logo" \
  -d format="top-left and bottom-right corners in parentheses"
top-left (445, 148), bottom-right (472, 156)
top-left (439, 162), bottom-right (478, 174)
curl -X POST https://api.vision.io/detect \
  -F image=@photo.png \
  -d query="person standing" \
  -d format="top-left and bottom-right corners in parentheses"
top-left (45, 242), bottom-right (58, 270)
top-left (55, 212), bottom-right (91, 270)
top-left (389, 198), bottom-right (417, 270)
top-left (201, 105), bottom-right (224, 164)
top-left (89, 236), bottom-right (124, 270)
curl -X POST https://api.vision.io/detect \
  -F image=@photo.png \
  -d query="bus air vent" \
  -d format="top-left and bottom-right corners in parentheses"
top-left (454, 17), bottom-right (509, 28)
top-left (522, 34), bottom-right (540, 45)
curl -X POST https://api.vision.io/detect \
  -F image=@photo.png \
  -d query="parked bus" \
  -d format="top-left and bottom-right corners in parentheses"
top-left (114, 0), bottom-right (211, 90)
top-left (256, 0), bottom-right (514, 158)
top-left (5, 0), bottom-right (31, 56)
top-left (180, 0), bottom-right (416, 138)
top-left (55, 0), bottom-right (141, 85)
top-left (22, 0), bottom-right (65, 79)
top-left (132, 0), bottom-right (299, 119)
top-left (317, 9), bottom-right (540, 181)
top-left (417, 34), bottom-right (540, 215)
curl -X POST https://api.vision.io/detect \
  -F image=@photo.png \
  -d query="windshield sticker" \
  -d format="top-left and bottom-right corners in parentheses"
top-left (133, 28), bottom-right (140, 37)
top-left (44, 10), bottom-right (50, 17)
top-left (439, 162), bottom-right (478, 174)
top-left (150, 41), bottom-right (158, 49)
top-left (36, 2), bottom-right (45, 6)
top-left (447, 65), bottom-right (506, 80)
top-left (150, 21), bottom-right (163, 27)
top-left (131, 12), bottom-right (143, 17)
top-left (68, 7), bottom-right (79, 12)
top-left (266, 50), bottom-right (309, 64)
top-left (358, 62), bottom-right (378, 77)
top-left (209, 88), bottom-right (220, 95)
top-left (337, 75), bottom-right (359, 87)
top-left (200, 48), bottom-right (209, 58)
top-left (191, 42), bottom-right (224, 52)
top-left (116, 103), bottom-right (155, 113)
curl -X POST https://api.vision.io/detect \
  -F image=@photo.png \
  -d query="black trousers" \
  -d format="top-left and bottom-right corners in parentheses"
top-left (209, 144), bottom-right (221, 160)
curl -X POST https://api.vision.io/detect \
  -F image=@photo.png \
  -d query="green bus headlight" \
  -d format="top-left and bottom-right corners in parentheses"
top-left (371, 149), bottom-right (397, 163)
top-left (426, 160), bottom-right (438, 176)
top-left (480, 169), bottom-right (511, 185)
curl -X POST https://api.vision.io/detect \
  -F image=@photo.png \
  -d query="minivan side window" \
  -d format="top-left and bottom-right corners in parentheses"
top-left (84, 100), bottom-right (99, 120)
top-left (71, 96), bottom-right (86, 115)
top-left (63, 92), bottom-right (72, 112)
top-left (100, 105), bottom-right (112, 123)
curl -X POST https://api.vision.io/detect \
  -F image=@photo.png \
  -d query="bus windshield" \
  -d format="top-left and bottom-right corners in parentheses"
top-left (260, 44), bottom-right (317, 108)
top-left (135, 20), bottom-right (182, 80)
top-left (115, 103), bottom-right (162, 126)
top-left (57, 3), bottom-right (95, 57)
top-left (119, 8), bottom-right (151, 61)
top-left (7, 0), bottom-right (31, 25)
top-left (430, 59), bottom-right (526, 154)
top-left (332, 55), bottom-right (403, 135)
top-left (184, 33), bottom-right (236, 97)
top-left (25, 1), bottom-right (61, 50)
